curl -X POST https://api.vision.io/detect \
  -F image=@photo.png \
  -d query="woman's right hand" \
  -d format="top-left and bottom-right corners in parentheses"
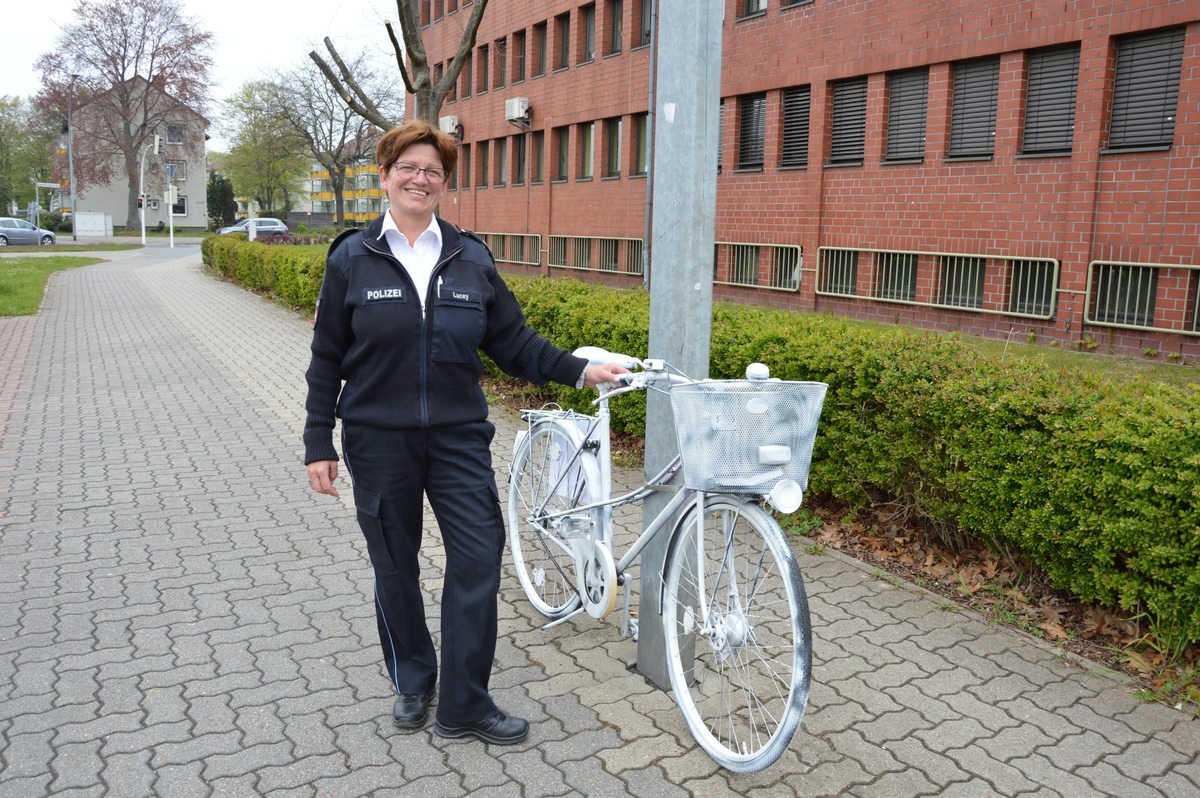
top-left (307, 460), bottom-right (340, 498)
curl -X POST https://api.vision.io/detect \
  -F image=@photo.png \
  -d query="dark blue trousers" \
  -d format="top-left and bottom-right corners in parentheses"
top-left (341, 420), bottom-right (505, 724)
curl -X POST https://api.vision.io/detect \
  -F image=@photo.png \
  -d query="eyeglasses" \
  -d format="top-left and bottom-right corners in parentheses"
top-left (391, 162), bottom-right (447, 183)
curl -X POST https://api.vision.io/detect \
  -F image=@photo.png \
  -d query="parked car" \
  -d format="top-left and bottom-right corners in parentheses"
top-left (0, 217), bottom-right (56, 246)
top-left (215, 218), bottom-right (289, 238)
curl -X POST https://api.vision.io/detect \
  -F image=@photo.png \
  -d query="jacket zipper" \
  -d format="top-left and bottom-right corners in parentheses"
top-left (365, 237), bottom-right (464, 428)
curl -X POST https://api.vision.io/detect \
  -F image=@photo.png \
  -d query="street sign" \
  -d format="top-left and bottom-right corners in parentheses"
top-left (164, 163), bottom-right (177, 180)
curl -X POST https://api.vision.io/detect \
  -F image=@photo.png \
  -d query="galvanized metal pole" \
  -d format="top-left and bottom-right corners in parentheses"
top-left (637, 0), bottom-right (723, 689)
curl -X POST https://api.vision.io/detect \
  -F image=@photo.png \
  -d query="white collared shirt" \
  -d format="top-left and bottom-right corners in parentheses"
top-left (378, 212), bottom-right (443, 309)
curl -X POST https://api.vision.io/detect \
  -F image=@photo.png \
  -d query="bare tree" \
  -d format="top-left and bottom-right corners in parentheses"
top-left (310, 0), bottom-right (490, 127)
top-left (36, 0), bottom-right (213, 229)
top-left (269, 57), bottom-right (400, 227)
top-left (221, 82), bottom-right (310, 216)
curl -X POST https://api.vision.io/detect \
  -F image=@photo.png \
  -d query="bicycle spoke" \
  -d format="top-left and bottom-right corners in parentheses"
top-left (663, 496), bottom-right (811, 773)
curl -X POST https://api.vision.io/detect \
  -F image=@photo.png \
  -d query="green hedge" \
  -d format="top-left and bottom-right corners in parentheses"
top-left (204, 241), bottom-right (1200, 649)
top-left (202, 234), bottom-right (324, 310)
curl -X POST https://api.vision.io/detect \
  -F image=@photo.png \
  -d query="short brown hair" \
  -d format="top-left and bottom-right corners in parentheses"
top-left (376, 120), bottom-right (458, 176)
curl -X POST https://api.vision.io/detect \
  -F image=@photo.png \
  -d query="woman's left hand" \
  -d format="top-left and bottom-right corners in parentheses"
top-left (584, 363), bottom-right (632, 389)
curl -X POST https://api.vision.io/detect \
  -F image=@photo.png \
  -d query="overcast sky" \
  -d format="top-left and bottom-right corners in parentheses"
top-left (4, 0), bottom-right (403, 150)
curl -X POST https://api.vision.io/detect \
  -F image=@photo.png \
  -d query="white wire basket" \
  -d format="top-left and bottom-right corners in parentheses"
top-left (669, 379), bottom-right (828, 495)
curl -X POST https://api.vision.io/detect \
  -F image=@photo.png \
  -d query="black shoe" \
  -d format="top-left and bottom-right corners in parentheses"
top-left (392, 689), bottom-right (436, 729)
top-left (434, 712), bottom-right (529, 745)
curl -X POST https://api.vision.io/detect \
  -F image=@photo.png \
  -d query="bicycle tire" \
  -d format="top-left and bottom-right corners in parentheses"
top-left (662, 495), bottom-right (812, 773)
top-left (507, 419), bottom-right (601, 619)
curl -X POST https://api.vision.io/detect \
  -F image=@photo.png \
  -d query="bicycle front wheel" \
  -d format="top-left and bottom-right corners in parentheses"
top-left (662, 495), bottom-right (812, 773)
top-left (507, 419), bottom-right (601, 619)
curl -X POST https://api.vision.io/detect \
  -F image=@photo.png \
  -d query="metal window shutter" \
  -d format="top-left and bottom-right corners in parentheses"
top-left (949, 57), bottom-right (999, 157)
top-left (1023, 45), bottom-right (1079, 153)
top-left (830, 77), bottom-right (867, 164)
top-left (886, 69), bottom-right (928, 160)
top-left (1110, 27), bottom-right (1185, 148)
top-left (780, 86), bottom-right (811, 168)
top-left (717, 100), bottom-right (725, 170)
top-left (738, 93), bottom-right (766, 168)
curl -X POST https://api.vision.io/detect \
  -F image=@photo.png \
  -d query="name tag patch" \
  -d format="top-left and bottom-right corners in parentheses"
top-left (363, 287), bottom-right (406, 303)
top-left (440, 287), bottom-right (481, 305)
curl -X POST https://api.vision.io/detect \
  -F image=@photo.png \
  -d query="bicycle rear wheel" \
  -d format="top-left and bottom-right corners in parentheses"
top-left (662, 495), bottom-right (811, 773)
top-left (507, 419), bottom-right (601, 619)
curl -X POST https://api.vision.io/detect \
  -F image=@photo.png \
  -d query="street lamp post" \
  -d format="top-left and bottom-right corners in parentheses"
top-left (138, 135), bottom-right (159, 246)
top-left (68, 74), bottom-right (79, 242)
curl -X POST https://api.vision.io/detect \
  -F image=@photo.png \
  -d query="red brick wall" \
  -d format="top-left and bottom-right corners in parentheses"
top-left (415, 0), bottom-right (1200, 358)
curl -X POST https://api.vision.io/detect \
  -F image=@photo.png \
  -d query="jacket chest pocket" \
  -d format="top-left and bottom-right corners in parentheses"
top-left (431, 288), bottom-right (485, 363)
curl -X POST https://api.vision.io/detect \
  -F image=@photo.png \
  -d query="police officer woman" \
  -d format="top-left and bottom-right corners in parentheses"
top-left (303, 120), bottom-right (627, 745)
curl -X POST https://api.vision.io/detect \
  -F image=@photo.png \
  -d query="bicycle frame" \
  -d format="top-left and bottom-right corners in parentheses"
top-left (518, 379), bottom-right (717, 639)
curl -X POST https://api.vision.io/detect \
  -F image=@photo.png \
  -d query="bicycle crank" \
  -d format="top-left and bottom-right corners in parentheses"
top-left (571, 539), bottom-right (618, 619)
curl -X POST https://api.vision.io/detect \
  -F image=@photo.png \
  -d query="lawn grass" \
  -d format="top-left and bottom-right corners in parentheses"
top-left (960, 331), bottom-right (1199, 387)
top-left (1, 243), bottom-right (142, 254)
top-left (0, 256), bottom-right (104, 316)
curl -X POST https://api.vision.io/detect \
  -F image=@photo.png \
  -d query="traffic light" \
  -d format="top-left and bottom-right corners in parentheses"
top-left (153, 135), bottom-right (161, 155)
top-left (137, 196), bottom-right (143, 209)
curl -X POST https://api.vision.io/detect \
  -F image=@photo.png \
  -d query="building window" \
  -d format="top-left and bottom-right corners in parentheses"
top-left (434, 0), bottom-right (443, 20)
top-left (877, 252), bottom-right (918, 301)
top-left (532, 131), bottom-right (545, 182)
top-left (513, 30), bottom-right (526, 82)
top-left (829, 76), bottom-right (867, 166)
top-left (1023, 44), bottom-right (1079, 154)
top-left (1091, 263), bottom-right (1158, 326)
top-left (717, 100), bottom-right (724, 171)
top-left (554, 126), bottom-right (569, 180)
top-left (633, 113), bottom-right (648, 175)
top-left (1009, 259), bottom-right (1056, 316)
top-left (477, 140), bottom-right (489, 187)
top-left (604, 118), bottom-right (621, 177)
top-left (608, 0), bottom-right (623, 55)
top-left (513, 134), bottom-right (526, 185)
top-left (166, 124), bottom-right (185, 144)
top-left (741, 0), bottom-right (766, 17)
top-left (462, 52), bottom-right (472, 98)
top-left (821, 249), bottom-right (859, 295)
top-left (581, 4), bottom-right (596, 63)
top-left (460, 144), bottom-right (470, 187)
top-left (494, 39), bottom-right (507, 89)
top-left (533, 22), bottom-right (547, 77)
top-left (420, 0), bottom-right (430, 25)
top-left (779, 86), bottom-right (810, 169)
top-left (579, 122), bottom-right (594, 179)
top-left (949, 56), bottom-right (999, 157)
top-left (494, 137), bottom-right (507, 186)
top-left (478, 44), bottom-right (489, 93)
top-left (737, 93), bottom-right (766, 169)
top-left (886, 69), bottom-right (927, 162)
top-left (556, 13), bottom-right (570, 70)
top-left (939, 255), bottom-right (985, 308)
top-left (637, 0), bottom-right (652, 47)
top-left (448, 0), bottom-right (457, 11)
top-left (1109, 27), bottom-right (1185, 150)
top-left (171, 194), bottom-right (187, 216)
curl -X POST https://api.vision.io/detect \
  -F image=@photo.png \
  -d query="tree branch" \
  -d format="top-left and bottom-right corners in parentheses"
top-left (308, 38), bottom-right (394, 130)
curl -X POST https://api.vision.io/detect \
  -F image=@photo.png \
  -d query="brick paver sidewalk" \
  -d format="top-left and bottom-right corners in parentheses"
top-left (0, 246), bottom-right (1196, 797)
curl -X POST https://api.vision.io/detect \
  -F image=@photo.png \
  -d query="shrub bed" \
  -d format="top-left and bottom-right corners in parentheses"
top-left (203, 240), bottom-right (1200, 649)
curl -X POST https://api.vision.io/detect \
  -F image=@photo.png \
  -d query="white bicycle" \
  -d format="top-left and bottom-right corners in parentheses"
top-left (506, 348), bottom-right (828, 773)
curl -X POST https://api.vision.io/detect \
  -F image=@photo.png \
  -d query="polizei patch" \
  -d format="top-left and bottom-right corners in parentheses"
top-left (363, 287), bottom-right (406, 303)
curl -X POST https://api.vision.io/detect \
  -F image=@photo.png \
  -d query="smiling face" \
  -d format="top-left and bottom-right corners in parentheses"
top-left (380, 143), bottom-right (448, 228)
